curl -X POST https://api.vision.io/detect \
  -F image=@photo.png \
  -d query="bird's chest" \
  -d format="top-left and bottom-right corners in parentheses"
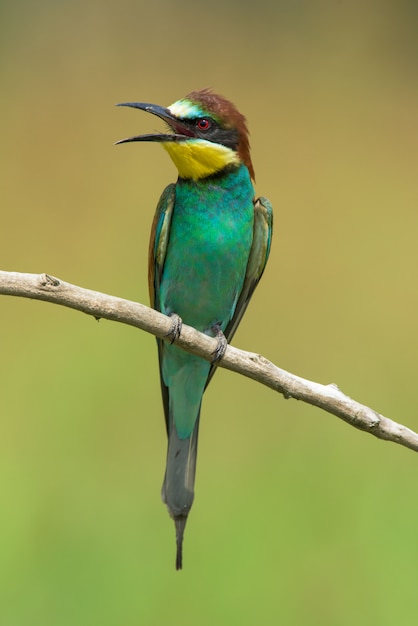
top-left (159, 187), bottom-right (254, 331)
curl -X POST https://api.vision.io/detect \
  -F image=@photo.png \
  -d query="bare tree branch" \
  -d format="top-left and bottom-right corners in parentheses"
top-left (1, 269), bottom-right (417, 453)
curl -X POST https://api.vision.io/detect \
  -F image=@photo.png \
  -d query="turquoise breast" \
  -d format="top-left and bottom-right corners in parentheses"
top-left (159, 165), bottom-right (255, 334)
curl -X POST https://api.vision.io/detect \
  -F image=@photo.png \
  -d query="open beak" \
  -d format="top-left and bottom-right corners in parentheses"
top-left (115, 102), bottom-right (192, 144)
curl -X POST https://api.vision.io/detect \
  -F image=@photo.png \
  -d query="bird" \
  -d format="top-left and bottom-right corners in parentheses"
top-left (116, 89), bottom-right (273, 569)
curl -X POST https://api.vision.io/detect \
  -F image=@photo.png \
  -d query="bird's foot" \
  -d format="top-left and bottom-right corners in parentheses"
top-left (211, 323), bottom-right (228, 364)
top-left (165, 313), bottom-right (183, 344)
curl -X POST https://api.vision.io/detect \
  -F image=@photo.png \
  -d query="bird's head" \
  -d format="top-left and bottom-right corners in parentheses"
top-left (116, 88), bottom-right (255, 181)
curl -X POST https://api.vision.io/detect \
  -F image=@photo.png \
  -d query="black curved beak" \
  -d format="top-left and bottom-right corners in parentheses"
top-left (115, 102), bottom-right (191, 144)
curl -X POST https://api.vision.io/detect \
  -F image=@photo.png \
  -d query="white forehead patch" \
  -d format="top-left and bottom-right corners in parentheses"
top-left (168, 99), bottom-right (204, 120)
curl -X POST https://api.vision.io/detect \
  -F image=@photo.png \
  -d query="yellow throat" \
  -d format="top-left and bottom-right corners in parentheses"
top-left (162, 139), bottom-right (240, 180)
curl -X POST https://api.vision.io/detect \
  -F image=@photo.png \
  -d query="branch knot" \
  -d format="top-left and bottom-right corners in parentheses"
top-left (39, 273), bottom-right (60, 288)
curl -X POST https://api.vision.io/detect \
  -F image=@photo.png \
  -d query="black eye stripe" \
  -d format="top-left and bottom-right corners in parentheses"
top-left (180, 118), bottom-right (239, 151)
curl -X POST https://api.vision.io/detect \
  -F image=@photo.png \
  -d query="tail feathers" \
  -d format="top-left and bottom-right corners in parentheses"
top-left (174, 516), bottom-right (187, 570)
top-left (161, 416), bottom-right (200, 570)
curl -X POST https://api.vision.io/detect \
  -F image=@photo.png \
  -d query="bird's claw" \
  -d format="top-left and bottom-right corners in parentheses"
top-left (211, 324), bottom-right (228, 364)
top-left (165, 313), bottom-right (183, 344)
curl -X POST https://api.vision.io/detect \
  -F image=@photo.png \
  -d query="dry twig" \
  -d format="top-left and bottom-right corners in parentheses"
top-left (1, 270), bottom-right (417, 453)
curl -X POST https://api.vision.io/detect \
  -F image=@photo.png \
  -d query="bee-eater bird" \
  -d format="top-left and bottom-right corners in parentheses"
top-left (116, 89), bottom-right (273, 569)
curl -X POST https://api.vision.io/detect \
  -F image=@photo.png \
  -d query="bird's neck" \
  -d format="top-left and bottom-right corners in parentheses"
top-left (175, 163), bottom-right (254, 205)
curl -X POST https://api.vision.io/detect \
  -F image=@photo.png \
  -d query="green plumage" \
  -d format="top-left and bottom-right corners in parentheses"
top-left (157, 166), bottom-right (254, 436)
top-left (117, 89), bottom-right (273, 569)
top-left (152, 166), bottom-right (272, 568)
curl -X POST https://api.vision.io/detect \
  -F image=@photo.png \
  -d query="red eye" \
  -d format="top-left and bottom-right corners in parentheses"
top-left (197, 118), bottom-right (211, 131)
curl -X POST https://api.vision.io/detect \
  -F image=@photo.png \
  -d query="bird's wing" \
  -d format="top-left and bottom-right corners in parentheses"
top-left (148, 183), bottom-right (176, 433)
top-left (226, 196), bottom-right (273, 342)
top-left (148, 183), bottom-right (176, 309)
top-left (206, 196), bottom-right (273, 386)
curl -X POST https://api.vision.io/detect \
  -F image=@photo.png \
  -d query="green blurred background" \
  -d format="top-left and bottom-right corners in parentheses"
top-left (1, 0), bottom-right (418, 623)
